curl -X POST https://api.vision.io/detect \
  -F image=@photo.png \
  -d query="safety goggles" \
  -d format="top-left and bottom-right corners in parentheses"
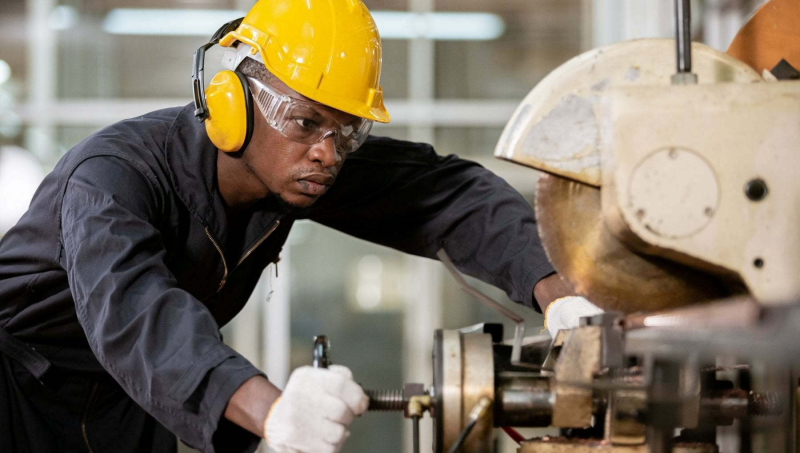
top-left (247, 77), bottom-right (373, 155)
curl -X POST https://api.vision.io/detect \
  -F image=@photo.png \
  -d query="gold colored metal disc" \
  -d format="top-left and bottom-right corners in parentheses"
top-left (535, 174), bottom-right (728, 314)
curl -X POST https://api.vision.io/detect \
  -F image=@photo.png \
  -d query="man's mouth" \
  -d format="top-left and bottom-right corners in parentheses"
top-left (297, 173), bottom-right (335, 196)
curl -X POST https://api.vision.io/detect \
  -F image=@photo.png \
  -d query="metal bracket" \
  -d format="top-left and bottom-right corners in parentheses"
top-left (436, 249), bottom-right (531, 368)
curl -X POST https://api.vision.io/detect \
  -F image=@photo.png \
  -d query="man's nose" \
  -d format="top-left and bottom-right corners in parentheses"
top-left (307, 134), bottom-right (341, 168)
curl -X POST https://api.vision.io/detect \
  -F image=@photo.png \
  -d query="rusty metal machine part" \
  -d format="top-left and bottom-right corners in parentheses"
top-left (534, 174), bottom-right (729, 313)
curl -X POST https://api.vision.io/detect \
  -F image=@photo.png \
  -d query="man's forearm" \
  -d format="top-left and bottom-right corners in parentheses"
top-left (224, 375), bottom-right (282, 437)
top-left (533, 272), bottom-right (576, 313)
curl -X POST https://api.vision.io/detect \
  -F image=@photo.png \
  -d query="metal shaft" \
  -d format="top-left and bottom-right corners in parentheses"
top-left (647, 425), bottom-right (674, 453)
top-left (412, 416), bottom-right (420, 453)
top-left (674, 0), bottom-right (692, 73)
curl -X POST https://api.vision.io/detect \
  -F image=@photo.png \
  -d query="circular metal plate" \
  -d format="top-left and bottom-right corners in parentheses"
top-left (432, 330), bottom-right (495, 453)
top-left (535, 173), bottom-right (729, 313)
top-left (628, 147), bottom-right (719, 239)
top-left (441, 330), bottom-right (463, 452)
top-left (432, 330), bottom-right (445, 453)
top-left (461, 333), bottom-right (494, 452)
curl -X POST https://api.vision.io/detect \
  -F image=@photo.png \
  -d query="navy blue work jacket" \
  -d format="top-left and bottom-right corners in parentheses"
top-left (0, 104), bottom-right (554, 452)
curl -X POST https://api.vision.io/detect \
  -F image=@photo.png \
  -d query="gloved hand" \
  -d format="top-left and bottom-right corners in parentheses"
top-left (265, 365), bottom-right (369, 453)
top-left (544, 296), bottom-right (604, 337)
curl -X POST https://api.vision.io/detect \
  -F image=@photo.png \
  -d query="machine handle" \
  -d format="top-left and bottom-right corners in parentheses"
top-left (313, 335), bottom-right (330, 369)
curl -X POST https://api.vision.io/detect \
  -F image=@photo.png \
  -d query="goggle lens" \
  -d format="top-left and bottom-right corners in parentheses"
top-left (248, 77), bottom-right (372, 155)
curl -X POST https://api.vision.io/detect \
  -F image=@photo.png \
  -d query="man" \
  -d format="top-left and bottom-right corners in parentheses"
top-left (0, 1), bottom-right (596, 452)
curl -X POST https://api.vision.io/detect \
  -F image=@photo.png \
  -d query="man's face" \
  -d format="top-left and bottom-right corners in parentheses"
top-left (243, 77), bottom-right (361, 209)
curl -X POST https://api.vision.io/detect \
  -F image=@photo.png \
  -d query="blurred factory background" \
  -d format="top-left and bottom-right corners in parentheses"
top-left (0, 0), bottom-right (766, 452)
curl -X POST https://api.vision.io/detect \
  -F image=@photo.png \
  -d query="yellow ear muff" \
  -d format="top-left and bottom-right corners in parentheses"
top-left (204, 70), bottom-right (254, 153)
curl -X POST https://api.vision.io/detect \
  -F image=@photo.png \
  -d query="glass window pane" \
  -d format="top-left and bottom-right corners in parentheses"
top-left (46, 2), bottom-right (408, 100)
top-left (434, 126), bottom-right (503, 158)
top-left (434, 1), bottom-right (585, 99)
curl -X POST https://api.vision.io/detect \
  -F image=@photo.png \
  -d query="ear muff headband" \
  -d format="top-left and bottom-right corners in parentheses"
top-left (192, 18), bottom-right (254, 152)
top-left (237, 71), bottom-right (255, 151)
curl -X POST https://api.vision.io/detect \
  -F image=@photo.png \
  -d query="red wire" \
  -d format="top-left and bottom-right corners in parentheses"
top-left (501, 426), bottom-right (525, 445)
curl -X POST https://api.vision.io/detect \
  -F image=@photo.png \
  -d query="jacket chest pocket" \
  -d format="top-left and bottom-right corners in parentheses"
top-left (164, 226), bottom-right (227, 301)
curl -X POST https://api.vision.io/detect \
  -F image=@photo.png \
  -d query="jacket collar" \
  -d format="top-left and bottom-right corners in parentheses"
top-left (164, 104), bottom-right (284, 258)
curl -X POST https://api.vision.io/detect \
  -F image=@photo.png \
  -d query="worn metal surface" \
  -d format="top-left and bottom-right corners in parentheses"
top-left (460, 333), bottom-right (494, 452)
top-left (517, 438), bottom-right (717, 452)
top-left (606, 388), bottom-right (647, 446)
top-left (535, 173), bottom-right (729, 313)
top-left (552, 326), bottom-right (602, 427)
top-left (623, 297), bottom-right (760, 331)
top-left (624, 303), bottom-right (800, 363)
top-left (542, 329), bottom-right (570, 371)
top-left (434, 330), bottom-right (494, 453)
top-left (494, 39), bottom-right (760, 186)
top-left (602, 81), bottom-right (800, 305)
top-left (438, 329), bottom-right (462, 452)
top-left (495, 372), bottom-right (553, 427)
top-left (582, 313), bottom-right (625, 368)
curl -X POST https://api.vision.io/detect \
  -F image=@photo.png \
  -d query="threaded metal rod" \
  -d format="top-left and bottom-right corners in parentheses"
top-left (750, 391), bottom-right (783, 415)
top-left (366, 389), bottom-right (405, 411)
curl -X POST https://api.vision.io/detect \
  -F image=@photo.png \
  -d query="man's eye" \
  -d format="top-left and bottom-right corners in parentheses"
top-left (293, 118), bottom-right (319, 129)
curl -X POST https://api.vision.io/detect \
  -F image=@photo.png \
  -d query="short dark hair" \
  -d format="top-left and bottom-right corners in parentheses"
top-left (237, 57), bottom-right (275, 85)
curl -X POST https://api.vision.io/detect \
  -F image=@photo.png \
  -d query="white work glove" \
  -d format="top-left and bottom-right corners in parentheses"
top-left (544, 296), bottom-right (604, 337)
top-left (265, 365), bottom-right (369, 453)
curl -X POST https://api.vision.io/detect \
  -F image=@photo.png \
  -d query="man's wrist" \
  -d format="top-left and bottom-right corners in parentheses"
top-left (224, 375), bottom-right (282, 438)
top-left (263, 396), bottom-right (281, 443)
top-left (533, 272), bottom-right (575, 313)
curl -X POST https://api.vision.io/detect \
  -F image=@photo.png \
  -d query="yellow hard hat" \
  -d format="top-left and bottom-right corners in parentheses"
top-left (219, 0), bottom-right (390, 123)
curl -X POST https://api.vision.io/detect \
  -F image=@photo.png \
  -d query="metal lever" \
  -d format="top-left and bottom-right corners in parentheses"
top-left (313, 335), bottom-right (329, 368)
top-left (436, 249), bottom-right (529, 367)
top-left (446, 397), bottom-right (492, 453)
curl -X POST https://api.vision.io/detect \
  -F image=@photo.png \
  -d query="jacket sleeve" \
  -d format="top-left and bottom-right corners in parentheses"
top-left (305, 136), bottom-right (555, 311)
top-left (60, 156), bottom-right (263, 453)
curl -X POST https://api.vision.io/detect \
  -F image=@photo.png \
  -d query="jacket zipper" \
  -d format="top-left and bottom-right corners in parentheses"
top-left (205, 220), bottom-right (280, 293)
top-left (81, 381), bottom-right (99, 453)
top-left (236, 221), bottom-right (280, 267)
top-left (204, 227), bottom-right (229, 292)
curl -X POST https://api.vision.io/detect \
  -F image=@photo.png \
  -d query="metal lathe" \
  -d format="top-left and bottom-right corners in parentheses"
top-left (327, 1), bottom-right (800, 451)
